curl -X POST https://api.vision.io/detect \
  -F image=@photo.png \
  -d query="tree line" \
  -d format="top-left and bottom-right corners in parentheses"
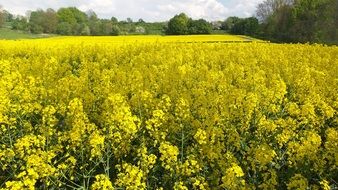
top-left (0, 7), bottom-right (212, 36)
top-left (220, 0), bottom-right (337, 44)
top-left (165, 13), bottom-right (212, 35)
top-left (1, 1), bottom-right (337, 44)
top-left (0, 7), bottom-right (165, 35)
top-left (256, 0), bottom-right (337, 44)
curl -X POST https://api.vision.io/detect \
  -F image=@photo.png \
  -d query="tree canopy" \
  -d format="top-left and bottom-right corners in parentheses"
top-left (223, 17), bottom-right (259, 35)
top-left (0, 2), bottom-right (336, 44)
top-left (166, 13), bottom-right (212, 35)
top-left (256, 0), bottom-right (338, 43)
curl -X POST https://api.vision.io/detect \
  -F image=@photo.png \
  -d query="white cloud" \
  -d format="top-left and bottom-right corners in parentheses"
top-left (226, 0), bottom-right (264, 17)
top-left (0, 0), bottom-right (264, 21)
top-left (155, 0), bottom-right (229, 20)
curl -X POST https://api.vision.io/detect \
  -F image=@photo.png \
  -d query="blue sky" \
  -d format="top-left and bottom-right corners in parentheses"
top-left (0, 0), bottom-right (264, 21)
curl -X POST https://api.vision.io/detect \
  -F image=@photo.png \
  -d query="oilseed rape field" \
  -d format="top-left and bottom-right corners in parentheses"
top-left (0, 35), bottom-right (337, 190)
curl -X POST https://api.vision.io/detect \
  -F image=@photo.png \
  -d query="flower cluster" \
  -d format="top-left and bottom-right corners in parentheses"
top-left (0, 37), bottom-right (337, 189)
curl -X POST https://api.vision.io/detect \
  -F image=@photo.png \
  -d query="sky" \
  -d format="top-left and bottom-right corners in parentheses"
top-left (0, 0), bottom-right (264, 22)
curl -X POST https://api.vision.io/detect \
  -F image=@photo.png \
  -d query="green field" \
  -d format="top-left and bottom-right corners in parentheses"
top-left (0, 32), bottom-right (265, 44)
top-left (0, 28), bottom-right (56, 40)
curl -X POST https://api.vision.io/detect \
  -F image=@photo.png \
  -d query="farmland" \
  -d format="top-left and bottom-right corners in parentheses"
top-left (0, 28), bottom-right (55, 40)
top-left (1, 34), bottom-right (262, 43)
top-left (0, 36), bottom-right (337, 189)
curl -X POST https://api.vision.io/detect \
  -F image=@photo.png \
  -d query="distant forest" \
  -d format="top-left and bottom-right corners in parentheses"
top-left (0, 0), bottom-right (337, 44)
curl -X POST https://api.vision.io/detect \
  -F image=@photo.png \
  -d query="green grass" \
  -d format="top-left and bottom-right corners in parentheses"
top-left (0, 28), bottom-right (56, 40)
top-left (211, 30), bottom-right (227, 34)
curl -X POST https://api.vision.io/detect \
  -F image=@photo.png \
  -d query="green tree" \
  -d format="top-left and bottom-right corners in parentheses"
top-left (111, 25), bottom-right (120, 35)
top-left (57, 7), bottom-right (88, 35)
top-left (44, 9), bottom-right (58, 33)
top-left (256, 0), bottom-right (337, 44)
top-left (137, 18), bottom-right (145, 24)
top-left (323, 0), bottom-right (338, 43)
top-left (0, 9), bottom-right (4, 28)
top-left (256, 0), bottom-right (294, 22)
top-left (290, 0), bottom-right (321, 42)
top-left (118, 19), bottom-right (135, 34)
top-left (29, 9), bottom-right (45, 33)
top-left (80, 24), bottom-right (90, 35)
top-left (111, 17), bottom-right (118, 24)
top-left (228, 17), bottom-right (259, 35)
top-left (28, 8), bottom-right (58, 34)
top-left (222, 16), bottom-right (241, 31)
top-left (243, 17), bottom-right (259, 35)
top-left (0, 7), bottom-right (14, 27)
top-left (57, 22), bottom-right (72, 35)
top-left (101, 19), bottom-right (113, 35)
top-left (166, 13), bottom-right (189, 35)
top-left (188, 19), bottom-right (212, 34)
top-left (11, 17), bottom-right (29, 31)
top-left (89, 20), bottom-right (101, 35)
top-left (290, 0), bottom-right (337, 43)
top-left (57, 8), bottom-right (76, 24)
top-left (86, 9), bottom-right (98, 22)
top-left (271, 5), bottom-right (293, 41)
top-left (87, 10), bottom-right (99, 35)
top-left (230, 19), bottom-right (245, 34)
top-left (4, 10), bottom-right (14, 22)
top-left (126, 17), bottom-right (133, 23)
